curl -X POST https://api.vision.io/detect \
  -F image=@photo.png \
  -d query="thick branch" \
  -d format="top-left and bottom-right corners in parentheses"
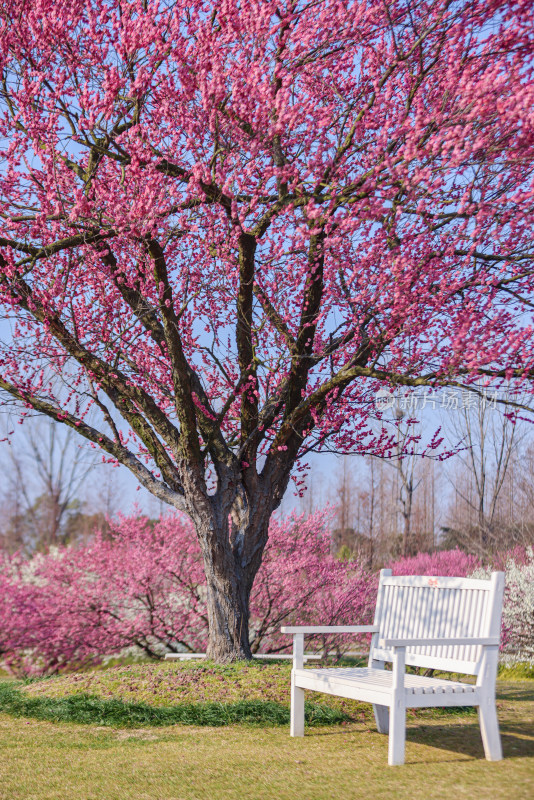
top-left (236, 232), bottom-right (258, 453)
top-left (0, 376), bottom-right (186, 510)
top-left (283, 229), bottom-right (326, 420)
top-left (146, 237), bottom-right (203, 466)
top-left (100, 243), bottom-right (230, 464)
top-left (0, 268), bottom-right (183, 470)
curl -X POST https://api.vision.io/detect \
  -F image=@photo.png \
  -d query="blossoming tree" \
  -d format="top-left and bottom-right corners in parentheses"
top-left (1, 0), bottom-right (533, 659)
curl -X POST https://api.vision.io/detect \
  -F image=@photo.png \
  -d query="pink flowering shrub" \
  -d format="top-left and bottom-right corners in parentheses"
top-left (0, 510), bottom-right (376, 675)
top-left (489, 547), bottom-right (529, 572)
top-left (1, 515), bottom-right (210, 675)
top-left (250, 513), bottom-right (377, 654)
top-left (387, 549), bottom-right (481, 577)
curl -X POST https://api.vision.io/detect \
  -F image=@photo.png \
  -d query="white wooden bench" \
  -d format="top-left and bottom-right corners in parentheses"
top-left (282, 569), bottom-right (505, 765)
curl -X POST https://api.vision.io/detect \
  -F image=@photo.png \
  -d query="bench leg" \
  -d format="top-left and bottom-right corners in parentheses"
top-left (478, 699), bottom-right (502, 761)
top-left (373, 704), bottom-right (389, 734)
top-left (388, 699), bottom-right (406, 766)
top-left (290, 675), bottom-right (305, 737)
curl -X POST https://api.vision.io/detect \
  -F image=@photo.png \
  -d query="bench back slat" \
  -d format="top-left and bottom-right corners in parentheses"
top-left (369, 569), bottom-right (504, 675)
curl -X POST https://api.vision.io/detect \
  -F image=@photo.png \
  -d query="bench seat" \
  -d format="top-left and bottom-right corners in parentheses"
top-left (294, 667), bottom-right (479, 708)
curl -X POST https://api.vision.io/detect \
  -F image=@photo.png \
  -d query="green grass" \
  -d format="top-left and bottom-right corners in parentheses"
top-left (14, 660), bottom-right (374, 722)
top-left (3, 658), bottom-right (509, 729)
top-left (498, 662), bottom-right (534, 680)
top-left (7, 658), bottom-right (484, 725)
top-left (0, 680), bottom-right (346, 727)
top-left (0, 678), bottom-right (532, 800)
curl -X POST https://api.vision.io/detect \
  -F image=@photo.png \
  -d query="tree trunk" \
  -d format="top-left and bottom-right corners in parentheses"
top-left (204, 554), bottom-right (253, 661)
top-left (182, 462), bottom-right (288, 663)
top-left (189, 487), bottom-right (274, 662)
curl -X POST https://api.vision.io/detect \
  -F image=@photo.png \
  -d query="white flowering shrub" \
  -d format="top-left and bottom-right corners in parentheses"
top-left (471, 548), bottom-right (534, 665)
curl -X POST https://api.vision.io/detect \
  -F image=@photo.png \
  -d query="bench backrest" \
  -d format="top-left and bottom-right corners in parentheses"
top-left (369, 569), bottom-right (505, 675)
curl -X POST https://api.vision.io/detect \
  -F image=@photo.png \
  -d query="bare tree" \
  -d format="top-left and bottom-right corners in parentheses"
top-left (377, 409), bottom-right (438, 558)
top-left (394, 415), bottom-right (421, 557)
top-left (364, 456), bottom-right (377, 569)
top-left (0, 418), bottom-right (100, 552)
top-left (441, 391), bottom-right (529, 555)
top-left (507, 443), bottom-right (534, 546)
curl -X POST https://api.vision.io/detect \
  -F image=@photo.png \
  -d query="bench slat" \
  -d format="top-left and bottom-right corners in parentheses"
top-left (380, 637), bottom-right (500, 648)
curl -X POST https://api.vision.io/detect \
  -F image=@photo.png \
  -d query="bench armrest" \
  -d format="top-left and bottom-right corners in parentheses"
top-left (281, 625), bottom-right (378, 634)
top-left (282, 626), bottom-right (378, 669)
top-left (379, 636), bottom-right (500, 649)
top-left (380, 636), bottom-right (500, 698)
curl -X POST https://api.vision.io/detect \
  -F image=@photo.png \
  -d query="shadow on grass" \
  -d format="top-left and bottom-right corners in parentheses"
top-left (308, 720), bottom-right (533, 763)
top-left (405, 722), bottom-right (534, 762)
top-left (0, 682), bottom-right (346, 728)
top-left (497, 685), bottom-right (534, 703)
top-left (408, 681), bottom-right (534, 761)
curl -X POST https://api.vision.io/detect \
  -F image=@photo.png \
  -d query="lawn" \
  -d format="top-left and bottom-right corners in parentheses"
top-left (0, 662), bottom-right (532, 800)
